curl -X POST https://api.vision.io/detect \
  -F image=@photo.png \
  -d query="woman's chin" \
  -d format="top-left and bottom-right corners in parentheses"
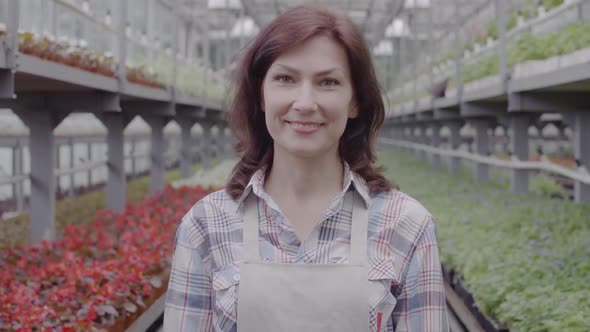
top-left (277, 142), bottom-right (336, 160)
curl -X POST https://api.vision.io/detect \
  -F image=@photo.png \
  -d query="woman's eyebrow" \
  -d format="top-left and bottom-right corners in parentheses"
top-left (272, 63), bottom-right (344, 76)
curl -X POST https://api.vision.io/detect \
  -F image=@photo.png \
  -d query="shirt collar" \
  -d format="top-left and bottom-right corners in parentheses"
top-left (234, 161), bottom-right (371, 214)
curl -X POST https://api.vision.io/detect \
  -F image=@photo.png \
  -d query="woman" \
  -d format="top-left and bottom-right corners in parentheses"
top-left (164, 5), bottom-right (449, 332)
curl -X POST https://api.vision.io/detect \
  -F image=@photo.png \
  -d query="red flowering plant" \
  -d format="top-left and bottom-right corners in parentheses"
top-left (18, 32), bottom-right (116, 78)
top-left (0, 184), bottom-right (212, 332)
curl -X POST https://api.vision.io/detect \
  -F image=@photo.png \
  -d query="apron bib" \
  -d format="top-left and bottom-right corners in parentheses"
top-left (237, 190), bottom-right (370, 332)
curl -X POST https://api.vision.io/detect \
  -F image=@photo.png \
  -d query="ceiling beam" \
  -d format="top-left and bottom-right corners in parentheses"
top-left (361, 0), bottom-right (377, 34)
top-left (239, 0), bottom-right (265, 32)
top-left (372, 0), bottom-right (405, 45)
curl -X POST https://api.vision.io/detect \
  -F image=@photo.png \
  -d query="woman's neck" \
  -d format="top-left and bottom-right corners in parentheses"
top-left (264, 147), bottom-right (344, 203)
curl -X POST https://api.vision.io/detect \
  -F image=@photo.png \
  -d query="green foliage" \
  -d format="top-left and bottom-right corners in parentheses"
top-left (530, 174), bottom-right (565, 198)
top-left (462, 55), bottom-right (499, 83)
top-left (127, 55), bottom-right (227, 102)
top-left (542, 0), bottom-right (565, 11)
top-left (378, 149), bottom-right (590, 332)
top-left (487, 21), bottom-right (499, 40)
top-left (456, 22), bottom-right (590, 84)
top-left (462, 42), bottom-right (475, 55)
top-left (507, 13), bottom-right (519, 31)
top-left (435, 50), bottom-right (456, 68)
top-left (509, 23), bottom-right (590, 65)
top-left (520, 2), bottom-right (538, 20)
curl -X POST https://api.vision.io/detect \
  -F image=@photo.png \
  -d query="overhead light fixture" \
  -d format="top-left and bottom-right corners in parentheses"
top-left (230, 17), bottom-right (260, 37)
top-left (373, 40), bottom-right (394, 56)
top-left (404, 0), bottom-right (430, 8)
top-left (208, 0), bottom-right (242, 9)
top-left (385, 18), bottom-right (409, 37)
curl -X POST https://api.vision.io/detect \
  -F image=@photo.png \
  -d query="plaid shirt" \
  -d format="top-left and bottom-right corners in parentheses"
top-left (164, 163), bottom-right (449, 331)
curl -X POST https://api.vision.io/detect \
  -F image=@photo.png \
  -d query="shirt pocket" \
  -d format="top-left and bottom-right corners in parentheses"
top-left (368, 257), bottom-right (399, 332)
top-left (212, 263), bottom-right (240, 331)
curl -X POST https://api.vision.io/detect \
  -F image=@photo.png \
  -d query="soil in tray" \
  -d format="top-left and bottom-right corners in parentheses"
top-left (443, 265), bottom-right (509, 332)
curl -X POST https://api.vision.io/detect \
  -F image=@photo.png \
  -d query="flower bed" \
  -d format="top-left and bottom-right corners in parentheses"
top-left (0, 166), bottom-right (191, 249)
top-left (0, 184), bottom-right (215, 331)
top-left (17, 31), bottom-right (164, 89)
top-left (18, 32), bottom-right (116, 78)
top-left (379, 148), bottom-right (590, 332)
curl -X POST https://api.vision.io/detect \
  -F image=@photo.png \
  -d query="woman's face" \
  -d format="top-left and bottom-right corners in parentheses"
top-left (261, 35), bottom-right (357, 159)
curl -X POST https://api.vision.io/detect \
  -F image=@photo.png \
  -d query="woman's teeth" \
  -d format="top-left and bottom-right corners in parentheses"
top-left (288, 122), bottom-right (322, 129)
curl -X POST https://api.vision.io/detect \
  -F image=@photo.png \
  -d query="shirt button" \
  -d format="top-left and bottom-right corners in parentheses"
top-left (233, 274), bottom-right (240, 281)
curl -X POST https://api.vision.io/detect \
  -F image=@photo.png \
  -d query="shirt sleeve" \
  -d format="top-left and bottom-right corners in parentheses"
top-left (163, 212), bottom-right (214, 332)
top-left (392, 217), bottom-right (450, 332)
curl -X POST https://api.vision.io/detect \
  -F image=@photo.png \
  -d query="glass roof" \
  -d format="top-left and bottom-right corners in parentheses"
top-left (181, 0), bottom-right (493, 48)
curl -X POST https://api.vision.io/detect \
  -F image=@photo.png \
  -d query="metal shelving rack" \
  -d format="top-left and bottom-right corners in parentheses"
top-left (382, 0), bottom-right (590, 206)
top-left (0, 0), bottom-right (235, 245)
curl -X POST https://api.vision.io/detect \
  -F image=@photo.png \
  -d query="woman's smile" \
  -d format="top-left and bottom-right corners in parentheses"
top-left (285, 120), bottom-right (326, 134)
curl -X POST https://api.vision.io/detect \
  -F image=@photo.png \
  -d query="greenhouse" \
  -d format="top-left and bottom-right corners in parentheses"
top-left (0, 0), bottom-right (589, 331)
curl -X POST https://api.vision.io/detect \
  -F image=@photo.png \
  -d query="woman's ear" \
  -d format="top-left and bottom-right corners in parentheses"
top-left (349, 103), bottom-right (359, 119)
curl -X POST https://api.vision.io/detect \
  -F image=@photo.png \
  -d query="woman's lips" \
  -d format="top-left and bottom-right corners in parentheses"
top-left (285, 120), bottom-right (325, 134)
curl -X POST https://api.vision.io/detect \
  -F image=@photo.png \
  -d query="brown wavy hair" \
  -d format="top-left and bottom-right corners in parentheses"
top-left (225, 5), bottom-right (396, 200)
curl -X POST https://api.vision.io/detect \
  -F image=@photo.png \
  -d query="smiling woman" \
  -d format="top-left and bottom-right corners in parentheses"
top-left (262, 35), bottom-right (357, 159)
top-left (164, 5), bottom-right (449, 332)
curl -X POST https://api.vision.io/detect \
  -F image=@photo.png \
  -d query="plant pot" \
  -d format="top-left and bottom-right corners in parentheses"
top-left (559, 46), bottom-right (590, 69)
top-left (486, 37), bottom-right (494, 47)
top-left (543, 57), bottom-right (560, 73)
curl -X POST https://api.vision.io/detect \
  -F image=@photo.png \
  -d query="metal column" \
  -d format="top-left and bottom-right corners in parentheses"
top-left (419, 124), bottom-right (428, 161)
top-left (16, 110), bottom-right (69, 244)
top-left (101, 112), bottom-right (130, 212)
top-left (218, 123), bottom-right (227, 158)
top-left (68, 138), bottom-right (75, 197)
top-left (116, 0), bottom-right (128, 86)
top-left (201, 121), bottom-right (213, 170)
top-left (392, 38), bottom-right (401, 92)
top-left (447, 121), bottom-right (462, 175)
top-left (12, 141), bottom-right (24, 213)
top-left (471, 119), bottom-right (491, 184)
top-left (224, 0), bottom-right (231, 70)
top-left (130, 139), bottom-right (137, 178)
top-left (0, 0), bottom-right (17, 97)
top-left (574, 112), bottom-right (590, 205)
top-left (178, 116), bottom-right (196, 179)
top-left (497, 0), bottom-right (508, 91)
top-left (201, 6), bottom-right (210, 107)
top-left (510, 114), bottom-right (531, 193)
top-left (144, 116), bottom-right (170, 194)
top-left (453, 0), bottom-right (463, 100)
top-left (431, 123), bottom-right (442, 170)
top-left (86, 142), bottom-right (93, 186)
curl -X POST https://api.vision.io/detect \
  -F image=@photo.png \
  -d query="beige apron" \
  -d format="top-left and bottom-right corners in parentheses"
top-left (237, 190), bottom-right (370, 332)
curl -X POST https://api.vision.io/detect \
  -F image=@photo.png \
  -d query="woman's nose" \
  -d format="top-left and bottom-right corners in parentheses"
top-left (292, 82), bottom-right (318, 112)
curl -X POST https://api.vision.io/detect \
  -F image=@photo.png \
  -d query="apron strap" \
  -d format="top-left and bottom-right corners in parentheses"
top-left (242, 189), bottom-right (368, 265)
top-left (243, 194), bottom-right (261, 262)
top-left (349, 189), bottom-right (368, 266)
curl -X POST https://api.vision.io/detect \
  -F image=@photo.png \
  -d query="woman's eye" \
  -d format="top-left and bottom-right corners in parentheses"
top-left (275, 75), bottom-right (293, 83)
top-left (321, 79), bottom-right (339, 86)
